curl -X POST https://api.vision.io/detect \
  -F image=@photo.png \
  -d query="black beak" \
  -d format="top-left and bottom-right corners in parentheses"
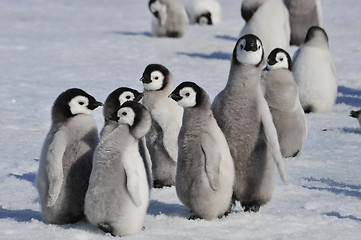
top-left (107, 111), bottom-right (119, 122)
top-left (140, 76), bottom-right (152, 84)
top-left (169, 93), bottom-right (182, 102)
top-left (244, 39), bottom-right (258, 52)
top-left (88, 101), bottom-right (103, 110)
top-left (134, 92), bottom-right (144, 102)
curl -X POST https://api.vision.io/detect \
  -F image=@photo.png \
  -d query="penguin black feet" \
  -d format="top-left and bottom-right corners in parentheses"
top-left (241, 201), bottom-right (260, 212)
top-left (188, 214), bottom-right (201, 220)
top-left (98, 223), bottom-right (116, 236)
top-left (152, 180), bottom-right (172, 188)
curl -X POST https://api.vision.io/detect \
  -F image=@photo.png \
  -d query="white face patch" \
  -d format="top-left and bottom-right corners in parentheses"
top-left (267, 52), bottom-right (288, 70)
top-left (118, 91), bottom-right (135, 105)
top-left (117, 107), bottom-right (135, 126)
top-left (143, 70), bottom-right (165, 91)
top-left (69, 96), bottom-right (92, 115)
top-left (150, 0), bottom-right (163, 14)
top-left (236, 38), bottom-right (263, 65)
top-left (177, 87), bottom-right (197, 108)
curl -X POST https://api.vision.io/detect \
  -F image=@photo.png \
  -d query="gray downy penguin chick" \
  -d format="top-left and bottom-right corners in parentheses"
top-left (85, 101), bottom-right (151, 237)
top-left (241, 0), bottom-right (269, 22)
top-left (212, 34), bottom-right (287, 212)
top-left (170, 82), bottom-right (235, 220)
top-left (261, 48), bottom-right (307, 158)
top-left (293, 26), bottom-right (337, 113)
top-left (184, 0), bottom-right (221, 25)
top-left (350, 110), bottom-right (361, 129)
top-left (140, 64), bottom-right (183, 188)
top-left (149, 0), bottom-right (189, 38)
top-left (284, 0), bottom-right (323, 46)
top-left (36, 88), bottom-right (102, 224)
top-left (100, 87), bottom-right (153, 190)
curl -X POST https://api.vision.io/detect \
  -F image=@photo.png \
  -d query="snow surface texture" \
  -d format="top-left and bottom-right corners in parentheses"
top-left (0, 0), bottom-right (361, 239)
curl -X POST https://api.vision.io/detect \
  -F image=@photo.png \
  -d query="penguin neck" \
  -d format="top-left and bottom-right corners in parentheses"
top-left (226, 63), bottom-right (262, 91)
top-left (182, 105), bottom-right (212, 132)
top-left (142, 78), bottom-right (174, 109)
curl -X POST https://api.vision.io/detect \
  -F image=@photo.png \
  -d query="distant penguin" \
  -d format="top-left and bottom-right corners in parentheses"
top-left (240, 0), bottom-right (290, 58)
top-left (170, 82), bottom-right (234, 220)
top-left (212, 34), bottom-right (287, 212)
top-left (241, 0), bottom-right (268, 22)
top-left (149, 0), bottom-right (189, 38)
top-left (100, 87), bottom-right (153, 190)
top-left (36, 88), bottom-right (102, 224)
top-left (184, 0), bottom-right (221, 25)
top-left (284, 0), bottom-right (323, 46)
top-left (140, 64), bottom-right (183, 188)
top-left (350, 110), bottom-right (361, 129)
top-left (261, 48), bottom-right (307, 158)
top-left (85, 101), bottom-right (151, 237)
top-left (293, 26), bottom-right (337, 113)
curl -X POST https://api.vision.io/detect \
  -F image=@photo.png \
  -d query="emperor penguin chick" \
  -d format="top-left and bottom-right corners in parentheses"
top-left (149, 0), bottom-right (189, 38)
top-left (350, 110), bottom-right (361, 129)
top-left (293, 26), bottom-right (337, 113)
top-left (170, 82), bottom-right (235, 220)
top-left (140, 64), bottom-right (183, 188)
top-left (36, 88), bottom-right (102, 224)
top-left (212, 34), bottom-right (287, 212)
top-left (85, 101), bottom-right (151, 237)
top-left (261, 48), bottom-right (307, 158)
top-left (101, 87), bottom-right (152, 189)
top-left (184, 0), bottom-right (221, 25)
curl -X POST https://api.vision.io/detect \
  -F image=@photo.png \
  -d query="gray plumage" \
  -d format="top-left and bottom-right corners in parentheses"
top-left (212, 35), bottom-right (286, 212)
top-left (262, 48), bottom-right (307, 158)
top-left (170, 82), bottom-right (234, 220)
top-left (36, 88), bottom-right (102, 224)
top-left (85, 101), bottom-right (151, 237)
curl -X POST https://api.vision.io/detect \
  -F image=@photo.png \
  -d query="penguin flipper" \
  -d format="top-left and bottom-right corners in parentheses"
top-left (45, 131), bottom-right (66, 206)
top-left (201, 133), bottom-right (221, 191)
top-left (124, 165), bottom-right (142, 207)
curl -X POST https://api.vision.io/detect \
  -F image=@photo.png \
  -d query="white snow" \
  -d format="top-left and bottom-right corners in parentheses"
top-left (0, 0), bottom-right (361, 239)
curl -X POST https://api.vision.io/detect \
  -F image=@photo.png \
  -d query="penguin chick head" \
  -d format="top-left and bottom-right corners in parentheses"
top-left (233, 34), bottom-right (264, 66)
top-left (266, 48), bottom-right (292, 71)
top-left (52, 88), bottom-right (102, 124)
top-left (169, 81), bottom-right (209, 108)
top-left (149, 0), bottom-right (165, 19)
top-left (304, 26), bottom-right (329, 48)
top-left (140, 64), bottom-right (170, 91)
top-left (196, 12), bottom-right (213, 25)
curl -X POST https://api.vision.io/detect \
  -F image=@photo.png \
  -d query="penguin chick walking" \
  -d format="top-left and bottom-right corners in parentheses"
top-left (36, 88), bottom-right (102, 224)
top-left (140, 64), bottom-right (183, 188)
top-left (85, 101), bottom-right (151, 237)
top-left (101, 87), bottom-right (152, 190)
top-left (170, 82), bottom-right (234, 220)
top-left (212, 34), bottom-right (287, 212)
top-left (284, 0), bottom-right (323, 46)
top-left (184, 0), bottom-right (221, 25)
top-left (149, 0), bottom-right (189, 38)
top-left (350, 110), bottom-right (361, 129)
top-left (261, 48), bottom-right (307, 158)
top-left (293, 26), bottom-right (337, 113)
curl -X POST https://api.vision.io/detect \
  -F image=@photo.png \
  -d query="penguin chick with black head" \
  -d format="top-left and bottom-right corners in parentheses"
top-left (140, 64), bottom-right (183, 188)
top-left (212, 34), bottom-right (287, 212)
top-left (262, 48), bottom-right (307, 158)
top-left (36, 88), bottom-right (102, 224)
top-left (170, 82), bottom-right (235, 220)
top-left (350, 110), bottom-right (361, 129)
top-left (85, 101), bottom-right (151, 237)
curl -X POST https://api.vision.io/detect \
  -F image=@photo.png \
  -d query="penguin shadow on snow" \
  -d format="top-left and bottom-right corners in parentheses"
top-left (9, 172), bottom-right (37, 187)
top-left (336, 85), bottom-right (361, 107)
top-left (177, 51), bottom-right (230, 60)
top-left (214, 35), bottom-right (238, 42)
top-left (0, 206), bottom-right (41, 222)
top-left (147, 200), bottom-right (190, 218)
top-left (112, 30), bottom-right (152, 37)
top-left (324, 211), bottom-right (361, 222)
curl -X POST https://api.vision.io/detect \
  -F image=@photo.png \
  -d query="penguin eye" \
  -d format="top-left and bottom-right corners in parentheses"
top-left (240, 44), bottom-right (244, 50)
top-left (154, 76), bottom-right (159, 80)
top-left (185, 92), bottom-right (190, 97)
top-left (79, 101), bottom-right (84, 105)
top-left (280, 58), bottom-right (284, 61)
top-left (126, 95), bottom-right (131, 99)
top-left (122, 112), bottom-right (127, 116)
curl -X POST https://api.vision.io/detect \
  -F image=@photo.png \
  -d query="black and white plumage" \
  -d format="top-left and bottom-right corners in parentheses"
top-left (140, 64), bottom-right (183, 188)
top-left (149, 0), bottom-right (189, 38)
top-left (36, 88), bottom-right (102, 224)
top-left (293, 26), bottom-right (337, 113)
top-left (170, 82), bottom-right (234, 220)
top-left (184, 0), bottom-right (221, 25)
top-left (350, 110), bottom-right (361, 129)
top-left (212, 34), bottom-right (286, 212)
top-left (262, 48), bottom-right (307, 158)
top-left (85, 101), bottom-right (151, 237)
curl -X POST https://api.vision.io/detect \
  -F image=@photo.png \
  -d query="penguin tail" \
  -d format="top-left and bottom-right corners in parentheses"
top-left (98, 222), bottom-right (115, 236)
top-left (350, 110), bottom-right (361, 118)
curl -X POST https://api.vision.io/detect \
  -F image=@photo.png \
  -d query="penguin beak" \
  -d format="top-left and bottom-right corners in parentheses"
top-left (140, 76), bottom-right (152, 84)
top-left (244, 39), bottom-right (258, 52)
top-left (169, 93), bottom-right (182, 102)
top-left (107, 111), bottom-right (119, 122)
top-left (88, 101), bottom-right (103, 110)
top-left (134, 92), bottom-right (144, 102)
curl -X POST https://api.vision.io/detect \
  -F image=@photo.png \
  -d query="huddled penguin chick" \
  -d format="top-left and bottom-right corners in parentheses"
top-left (240, 0), bottom-right (290, 58)
top-left (149, 0), bottom-right (189, 38)
top-left (350, 110), bottom-right (361, 129)
top-left (261, 48), bottom-right (307, 158)
top-left (140, 64), bottom-right (183, 188)
top-left (36, 88), bottom-right (102, 224)
top-left (293, 26), bottom-right (337, 113)
top-left (284, 0), bottom-right (323, 46)
top-left (101, 87), bottom-right (153, 190)
top-left (85, 101), bottom-right (151, 237)
top-left (212, 34), bottom-right (287, 212)
top-left (170, 82), bottom-right (235, 220)
top-left (184, 0), bottom-right (221, 25)
top-left (241, 0), bottom-right (268, 22)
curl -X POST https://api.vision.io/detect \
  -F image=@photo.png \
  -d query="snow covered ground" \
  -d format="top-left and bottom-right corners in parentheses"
top-left (0, 0), bottom-right (361, 239)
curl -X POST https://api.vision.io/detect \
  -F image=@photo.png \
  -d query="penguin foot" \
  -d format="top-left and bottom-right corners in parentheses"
top-left (291, 150), bottom-right (300, 158)
top-left (241, 201), bottom-right (260, 212)
top-left (153, 180), bottom-right (172, 188)
top-left (219, 204), bottom-right (233, 218)
top-left (98, 223), bottom-right (116, 236)
top-left (188, 215), bottom-right (201, 220)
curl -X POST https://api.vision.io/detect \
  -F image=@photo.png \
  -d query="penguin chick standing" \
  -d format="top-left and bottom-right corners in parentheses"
top-left (140, 64), bottom-right (183, 188)
top-left (212, 34), bottom-right (287, 212)
top-left (350, 110), bottom-right (361, 129)
top-left (149, 0), bottom-right (189, 38)
top-left (184, 0), bottom-right (221, 25)
top-left (36, 88), bottom-right (102, 224)
top-left (293, 26), bottom-right (337, 113)
top-left (85, 101), bottom-right (151, 237)
top-left (170, 82), bottom-right (235, 220)
top-left (261, 48), bottom-right (307, 158)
